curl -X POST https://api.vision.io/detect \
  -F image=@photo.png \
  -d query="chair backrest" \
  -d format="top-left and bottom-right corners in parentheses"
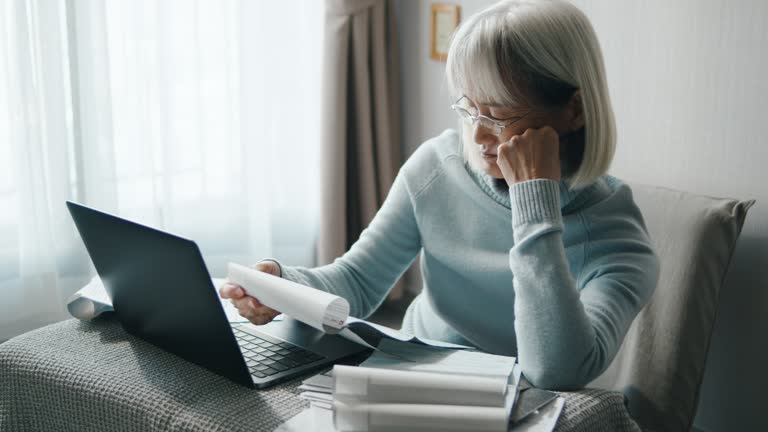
top-left (590, 183), bottom-right (754, 432)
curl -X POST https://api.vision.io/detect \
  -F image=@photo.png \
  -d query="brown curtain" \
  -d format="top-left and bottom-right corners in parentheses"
top-left (318, 0), bottom-right (402, 295)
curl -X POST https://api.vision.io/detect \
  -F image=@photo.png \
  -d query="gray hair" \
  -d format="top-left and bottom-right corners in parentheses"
top-left (446, 0), bottom-right (615, 189)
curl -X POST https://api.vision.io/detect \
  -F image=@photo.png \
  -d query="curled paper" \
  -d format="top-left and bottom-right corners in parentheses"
top-left (66, 277), bottom-right (113, 320)
top-left (227, 263), bottom-right (350, 333)
top-left (333, 401), bottom-right (509, 432)
top-left (333, 365), bottom-right (508, 407)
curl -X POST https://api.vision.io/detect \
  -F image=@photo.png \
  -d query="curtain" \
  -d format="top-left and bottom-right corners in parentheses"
top-left (319, 0), bottom-right (403, 296)
top-left (0, 0), bottom-right (324, 340)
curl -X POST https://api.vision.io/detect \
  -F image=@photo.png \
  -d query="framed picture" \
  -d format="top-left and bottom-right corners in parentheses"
top-left (430, 3), bottom-right (461, 62)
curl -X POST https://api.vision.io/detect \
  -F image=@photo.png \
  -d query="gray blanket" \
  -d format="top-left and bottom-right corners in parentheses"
top-left (0, 317), bottom-right (640, 432)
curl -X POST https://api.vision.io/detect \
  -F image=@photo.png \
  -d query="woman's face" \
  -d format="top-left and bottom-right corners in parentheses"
top-left (463, 96), bottom-right (572, 179)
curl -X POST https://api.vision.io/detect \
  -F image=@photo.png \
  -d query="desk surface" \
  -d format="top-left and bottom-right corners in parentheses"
top-left (0, 317), bottom-right (639, 432)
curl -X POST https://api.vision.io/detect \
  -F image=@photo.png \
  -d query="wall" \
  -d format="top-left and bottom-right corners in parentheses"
top-left (394, 1), bottom-right (768, 431)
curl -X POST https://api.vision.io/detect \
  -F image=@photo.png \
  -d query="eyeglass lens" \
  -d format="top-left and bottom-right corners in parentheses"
top-left (454, 107), bottom-right (503, 135)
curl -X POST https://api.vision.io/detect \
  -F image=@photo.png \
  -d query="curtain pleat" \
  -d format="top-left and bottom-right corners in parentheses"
top-left (318, 0), bottom-right (404, 298)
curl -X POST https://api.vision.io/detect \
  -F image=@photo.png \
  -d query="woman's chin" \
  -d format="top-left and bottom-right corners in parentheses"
top-left (467, 150), bottom-right (505, 179)
top-left (480, 160), bottom-right (504, 179)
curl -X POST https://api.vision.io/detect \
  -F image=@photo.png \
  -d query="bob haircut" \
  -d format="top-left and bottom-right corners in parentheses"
top-left (446, 0), bottom-right (615, 190)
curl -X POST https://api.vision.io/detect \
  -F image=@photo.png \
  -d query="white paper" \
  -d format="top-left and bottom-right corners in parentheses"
top-left (66, 276), bottom-right (114, 320)
top-left (300, 391), bottom-right (334, 402)
top-left (341, 341), bottom-right (518, 429)
top-left (275, 406), bottom-right (336, 432)
top-left (227, 264), bottom-right (473, 350)
top-left (343, 317), bottom-right (471, 349)
top-left (228, 263), bottom-right (349, 333)
top-left (338, 328), bottom-right (378, 350)
top-left (509, 364), bottom-right (523, 408)
top-left (303, 372), bottom-right (335, 390)
top-left (298, 383), bottom-right (333, 393)
top-left (310, 400), bottom-right (333, 410)
top-left (509, 397), bottom-right (564, 432)
top-left (333, 364), bottom-right (508, 407)
top-left (333, 400), bottom-right (511, 432)
top-left (362, 339), bottom-right (516, 379)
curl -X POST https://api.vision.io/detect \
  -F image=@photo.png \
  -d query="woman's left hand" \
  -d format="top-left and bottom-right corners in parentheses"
top-left (496, 126), bottom-right (561, 185)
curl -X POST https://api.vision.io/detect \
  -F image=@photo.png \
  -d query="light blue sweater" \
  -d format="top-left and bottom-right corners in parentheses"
top-left (280, 129), bottom-right (659, 390)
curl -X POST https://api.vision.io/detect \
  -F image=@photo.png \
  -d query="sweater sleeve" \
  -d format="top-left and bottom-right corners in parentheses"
top-left (278, 170), bottom-right (422, 319)
top-left (508, 179), bottom-right (659, 390)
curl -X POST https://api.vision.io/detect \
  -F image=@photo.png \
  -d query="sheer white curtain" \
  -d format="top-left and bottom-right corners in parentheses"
top-left (0, 0), bottom-right (324, 340)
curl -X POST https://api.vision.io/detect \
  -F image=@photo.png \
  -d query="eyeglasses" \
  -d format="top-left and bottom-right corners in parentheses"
top-left (450, 96), bottom-right (533, 137)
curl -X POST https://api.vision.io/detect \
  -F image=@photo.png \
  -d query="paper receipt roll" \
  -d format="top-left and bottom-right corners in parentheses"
top-left (227, 262), bottom-right (350, 333)
top-left (333, 365), bottom-right (508, 407)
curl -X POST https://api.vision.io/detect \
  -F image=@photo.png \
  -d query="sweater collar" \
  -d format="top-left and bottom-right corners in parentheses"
top-left (464, 162), bottom-right (578, 211)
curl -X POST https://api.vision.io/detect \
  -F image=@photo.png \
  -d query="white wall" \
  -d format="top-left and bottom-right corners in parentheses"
top-left (394, 1), bottom-right (768, 431)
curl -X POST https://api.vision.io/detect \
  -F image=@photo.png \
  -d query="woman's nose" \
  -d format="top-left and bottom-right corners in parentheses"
top-left (472, 124), bottom-right (499, 148)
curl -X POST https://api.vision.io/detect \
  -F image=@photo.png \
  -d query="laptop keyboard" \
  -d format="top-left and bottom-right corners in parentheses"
top-left (233, 328), bottom-right (326, 379)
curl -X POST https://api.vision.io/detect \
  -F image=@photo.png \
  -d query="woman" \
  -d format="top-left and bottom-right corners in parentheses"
top-left (220, 0), bottom-right (658, 390)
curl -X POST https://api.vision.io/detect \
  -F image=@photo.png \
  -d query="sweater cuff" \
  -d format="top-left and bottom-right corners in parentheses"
top-left (279, 265), bottom-right (314, 288)
top-left (509, 179), bottom-right (562, 228)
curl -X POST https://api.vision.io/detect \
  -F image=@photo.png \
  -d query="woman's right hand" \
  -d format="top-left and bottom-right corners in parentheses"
top-left (219, 261), bottom-right (282, 325)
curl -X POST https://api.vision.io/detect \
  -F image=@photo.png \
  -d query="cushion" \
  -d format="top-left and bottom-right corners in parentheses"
top-left (590, 183), bottom-right (754, 431)
top-left (0, 317), bottom-right (642, 431)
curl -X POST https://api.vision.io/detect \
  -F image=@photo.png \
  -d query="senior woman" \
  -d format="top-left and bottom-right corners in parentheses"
top-left (220, 0), bottom-right (658, 390)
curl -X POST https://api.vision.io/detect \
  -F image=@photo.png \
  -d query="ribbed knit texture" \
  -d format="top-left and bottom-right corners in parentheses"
top-left (510, 179), bottom-right (561, 227)
top-left (465, 160), bottom-right (512, 208)
top-left (280, 129), bottom-right (659, 390)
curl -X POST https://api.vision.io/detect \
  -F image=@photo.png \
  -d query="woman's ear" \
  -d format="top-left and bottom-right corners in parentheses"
top-left (567, 90), bottom-right (585, 131)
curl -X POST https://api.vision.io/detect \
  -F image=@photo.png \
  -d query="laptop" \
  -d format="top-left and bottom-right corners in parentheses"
top-left (66, 201), bottom-right (369, 389)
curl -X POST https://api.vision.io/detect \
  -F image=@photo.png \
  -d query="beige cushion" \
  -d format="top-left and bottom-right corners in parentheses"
top-left (590, 184), bottom-right (754, 431)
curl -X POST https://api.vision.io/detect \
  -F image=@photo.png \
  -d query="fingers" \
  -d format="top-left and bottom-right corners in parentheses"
top-left (523, 126), bottom-right (558, 144)
top-left (229, 295), bottom-right (279, 325)
top-left (219, 282), bottom-right (245, 299)
top-left (220, 260), bottom-right (281, 324)
top-left (242, 309), bottom-right (277, 325)
top-left (252, 260), bottom-right (281, 277)
top-left (498, 135), bottom-right (521, 156)
top-left (496, 127), bottom-right (561, 184)
top-left (230, 295), bottom-right (263, 311)
top-left (238, 303), bottom-right (280, 325)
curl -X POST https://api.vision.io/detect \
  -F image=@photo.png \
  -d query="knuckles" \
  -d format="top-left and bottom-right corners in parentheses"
top-left (499, 137), bottom-right (518, 152)
top-left (511, 127), bottom-right (559, 147)
top-left (521, 126), bottom-right (556, 139)
top-left (253, 263), bottom-right (279, 277)
top-left (540, 126), bottom-right (558, 140)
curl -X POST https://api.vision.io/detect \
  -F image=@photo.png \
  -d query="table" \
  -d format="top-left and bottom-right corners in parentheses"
top-left (0, 316), bottom-right (640, 432)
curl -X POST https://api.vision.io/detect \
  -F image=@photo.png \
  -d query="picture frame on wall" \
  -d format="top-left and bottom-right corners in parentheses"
top-left (430, 3), bottom-right (461, 61)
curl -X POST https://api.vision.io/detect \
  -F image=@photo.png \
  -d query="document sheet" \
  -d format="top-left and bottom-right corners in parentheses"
top-left (228, 263), bottom-right (349, 333)
top-left (333, 364), bottom-right (508, 406)
top-left (227, 263), bottom-right (472, 349)
top-left (288, 360), bottom-right (551, 432)
top-left (361, 339), bottom-right (516, 378)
